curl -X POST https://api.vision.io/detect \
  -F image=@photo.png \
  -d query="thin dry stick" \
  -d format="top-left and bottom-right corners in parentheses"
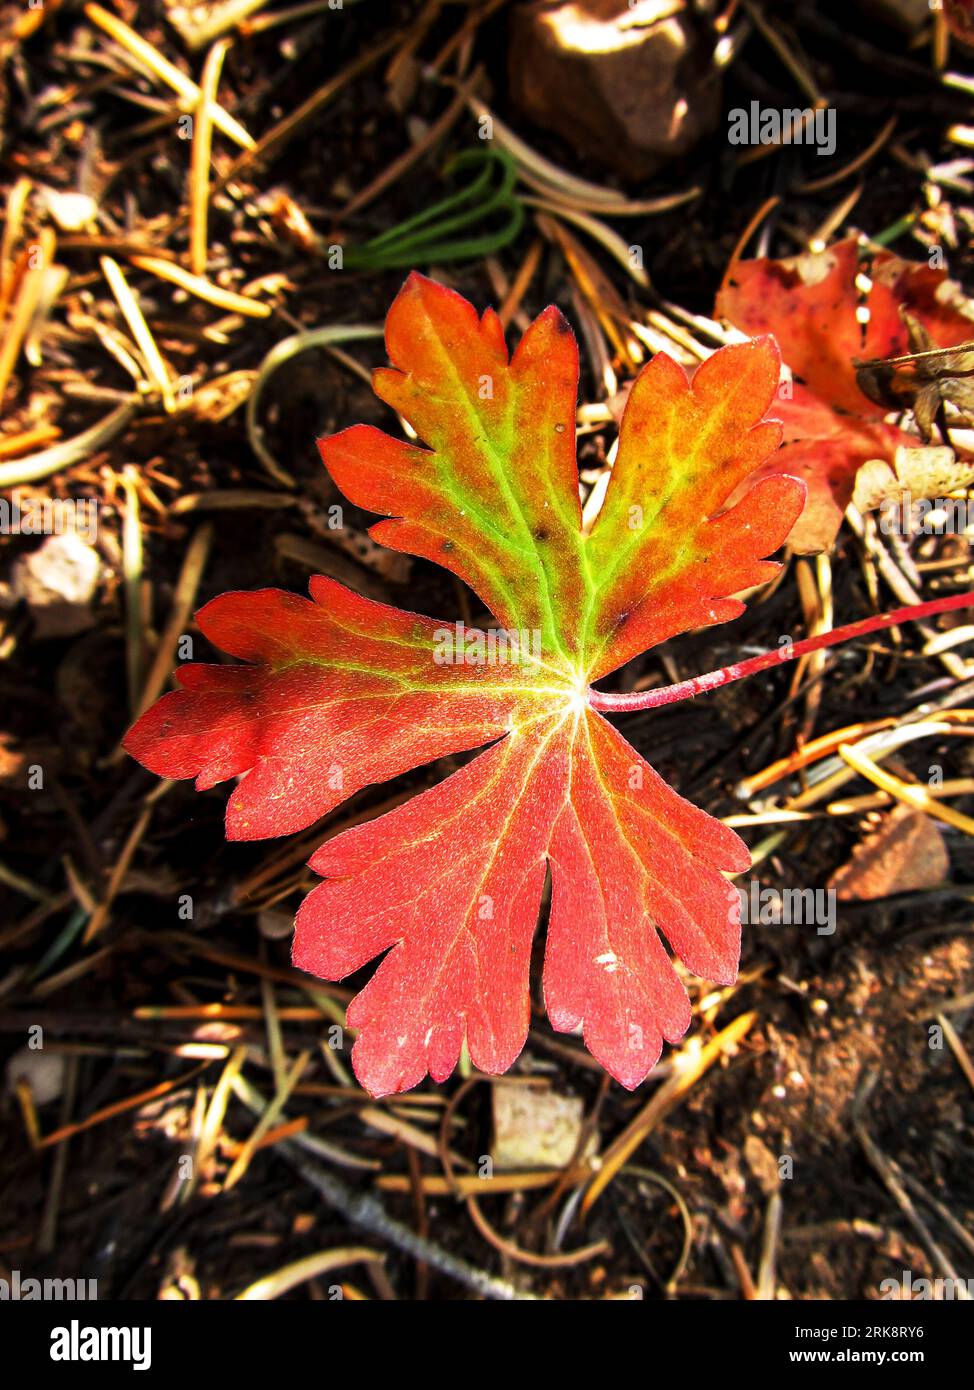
top-left (0, 424), bottom-right (61, 458)
top-left (731, 1243), bottom-right (757, 1299)
top-left (463, 1196), bottom-right (610, 1270)
top-left (900, 1169), bottom-right (974, 1262)
top-left (428, 0), bottom-right (509, 75)
top-left (726, 781), bottom-right (974, 826)
top-left (797, 115), bottom-right (897, 194)
top-left (358, 1105), bottom-right (448, 1162)
top-left (498, 237), bottom-right (544, 328)
top-left (190, 1044), bottom-right (248, 1195)
top-left (375, 1168), bottom-right (591, 1196)
top-left (725, 196), bottom-right (781, 272)
top-left (14, 1078), bottom-right (42, 1148)
top-left (31, 947), bottom-right (114, 1000)
top-left (743, 0), bottom-right (823, 104)
top-left (808, 182), bottom-right (864, 251)
top-left (736, 718), bottom-right (895, 798)
top-left (242, 0), bottom-right (347, 34)
top-left (36, 1055), bottom-right (80, 1255)
top-left (790, 553), bottom-right (832, 741)
top-left (848, 507), bottom-right (973, 682)
top-left (260, 966), bottom-right (287, 1094)
top-left (134, 1003), bottom-right (319, 1021)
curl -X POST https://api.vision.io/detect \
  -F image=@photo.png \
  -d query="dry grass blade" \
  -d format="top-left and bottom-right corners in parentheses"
top-left (172, 0), bottom-right (267, 50)
top-left (189, 39), bottom-right (230, 275)
top-left (797, 115), bottom-right (897, 194)
top-left (735, 718), bottom-right (895, 798)
top-left (376, 1167), bottom-right (592, 1196)
top-left (0, 176), bottom-right (33, 318)
top-left (129, 254), bottom-right (271, 318)
top-left (28, 1063), bottom-right (208, 1150)
top-left (246, 324), bottom-right (383, 484)
top-left (0, 400), bottom-right (138, 488)
top-left (756, 1190), bottom-right (784, 1300)
top-left (232, 1072), bottom-right (380, 1171)
top-left (0, 228), bottom-right (56, 405)
top-left (223, 1049), bottom-right (312, 1190)
top-left (464, 96), bottom-right (700, 216)
top-left (169, 489), bottom-right (294, 513)
top-left (191, 1044), bottom-right (249, 1193)
top-left (0, 424), bottom-right (61, 459)
top-left (781, 720), bottom-right (973, 813)
top-left (261, 966), bottom-right (287, 1092)
top-left (526, 199), bottom-right (649, 289)
top-left (83, 802), bottom-right (156, 944)
top-left (101, 256), bottom-right (175, 410)
top-left (120, 465), bottom-right (145, 714)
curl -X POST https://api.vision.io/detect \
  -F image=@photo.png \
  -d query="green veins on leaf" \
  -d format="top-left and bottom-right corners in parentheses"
top-left (124, 273), bottom-right (804, 1097)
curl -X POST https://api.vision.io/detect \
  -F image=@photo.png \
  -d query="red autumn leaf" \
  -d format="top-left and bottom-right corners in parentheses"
top-left (946, 0), bottom-right (974, 46)
top-left (716, 236), bottom-right (974, 552)
top-left (125, 273), bottom-right (803, 1097)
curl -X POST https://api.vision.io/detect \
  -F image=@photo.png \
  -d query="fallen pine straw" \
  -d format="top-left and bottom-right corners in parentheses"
top-left (128, 254), bottom-right (272, 317)
top-left (189, 38), bottom-right (230, 274)
top-left (274, 1142), bottom-right (540, 1300)
top-left (375, 1167), bottom-right (593, 1197)
top-left (234, 1245), bottom-right (391, 1301)
top-left (839, 740), bottom-right (974, 836)
top-left (19, 1062), bottom-right (209, 1150)
top-left (101, 256), bottom-right (176, 410)
top-left (83, 3), bottom-right (255, 149)
top-left (936, 1012), bottom-right (974, 1094)
top-left (223, 1048), bottom-right (313, 1191)
top-left (131, 522), bottom-right (214, 722)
